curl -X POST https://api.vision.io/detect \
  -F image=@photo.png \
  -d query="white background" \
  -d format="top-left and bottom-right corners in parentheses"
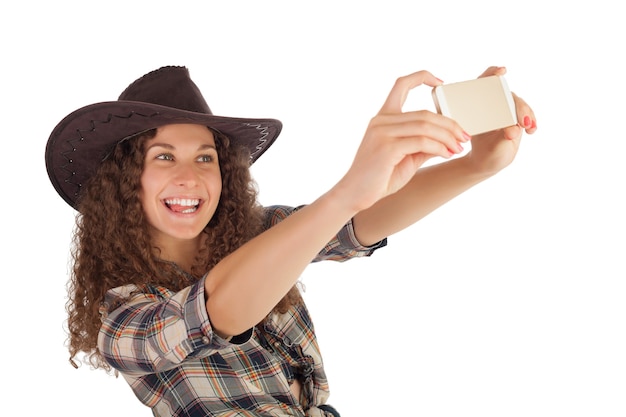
top-left (2, 1), bottom-right (624, 416)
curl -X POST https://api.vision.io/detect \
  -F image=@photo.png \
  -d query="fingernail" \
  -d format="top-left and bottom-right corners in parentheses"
top-left (436, 77), bottom-right (444, 83)
top-left (462, 131), bottom-right (472, 142)
top-left (523, 116), bottom-right (531, 128)
top-left (531, 120), bottom-right (537, 129)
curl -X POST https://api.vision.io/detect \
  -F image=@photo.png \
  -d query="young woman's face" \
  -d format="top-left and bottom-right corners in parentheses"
top-left (140, 123), bottom-right (222, 247)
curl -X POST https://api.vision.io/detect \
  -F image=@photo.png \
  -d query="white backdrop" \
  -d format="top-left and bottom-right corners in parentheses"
top-left (2, 1), bottom-right (624, 416)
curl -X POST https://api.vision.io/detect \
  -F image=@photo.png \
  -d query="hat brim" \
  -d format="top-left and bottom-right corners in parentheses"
top-left (45, 100), bottom-right (282, 210)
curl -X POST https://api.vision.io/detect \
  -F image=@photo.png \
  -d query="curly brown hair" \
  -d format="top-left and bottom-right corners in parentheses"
top-left (67, 127), bottom-right (302, 370)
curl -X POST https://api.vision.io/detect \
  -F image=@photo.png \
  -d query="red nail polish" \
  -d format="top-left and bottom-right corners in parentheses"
top-left (523, 116), bottom-right (531, 127)
top-left (531, 120), bottom-right (537, 129)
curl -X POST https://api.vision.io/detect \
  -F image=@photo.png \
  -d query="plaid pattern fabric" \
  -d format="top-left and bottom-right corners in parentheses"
top-left (98, 205), bottom-right (386, 416)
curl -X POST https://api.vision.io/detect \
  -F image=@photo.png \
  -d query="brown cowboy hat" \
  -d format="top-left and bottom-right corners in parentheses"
top-left (45, 65), bottom-right (282, 210)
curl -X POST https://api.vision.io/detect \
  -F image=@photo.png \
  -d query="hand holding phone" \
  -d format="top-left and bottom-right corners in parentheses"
top-left (432, 75), bottom-right (517, 136)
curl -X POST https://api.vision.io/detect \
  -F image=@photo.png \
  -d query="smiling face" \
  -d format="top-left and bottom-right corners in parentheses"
top-left (140, 124), bottom-right (222, 255)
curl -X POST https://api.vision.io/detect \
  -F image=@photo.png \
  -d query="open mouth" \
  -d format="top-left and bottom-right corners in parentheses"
top-left (164, 198), bottom-right (201, 214)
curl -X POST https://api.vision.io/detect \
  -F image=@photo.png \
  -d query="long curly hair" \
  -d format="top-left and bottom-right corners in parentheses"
top-left (67, 127), bottom-right (302, 370)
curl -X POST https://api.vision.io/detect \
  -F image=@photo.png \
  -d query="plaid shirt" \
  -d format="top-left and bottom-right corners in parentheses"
top-left (98, 205), bottom-right (386, 416)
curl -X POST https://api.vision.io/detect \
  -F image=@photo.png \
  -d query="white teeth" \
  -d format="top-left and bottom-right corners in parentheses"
top-left (165, 198), bottom-right (200, 207)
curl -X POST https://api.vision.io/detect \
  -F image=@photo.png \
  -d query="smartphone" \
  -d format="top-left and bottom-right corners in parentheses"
top-left (432, 75), bottom-right (517, 135)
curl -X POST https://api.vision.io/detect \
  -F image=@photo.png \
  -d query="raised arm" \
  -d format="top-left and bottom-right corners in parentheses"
top-left (205, 69), bottom-right (473, 338)
top-left (353, 66), bottom-right (537, 245)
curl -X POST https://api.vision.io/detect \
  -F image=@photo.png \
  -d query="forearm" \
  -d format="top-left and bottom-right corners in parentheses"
top-left (205, 186), bottom-right (357, 337)
top-left (352, 156), bottom-right (493, 246)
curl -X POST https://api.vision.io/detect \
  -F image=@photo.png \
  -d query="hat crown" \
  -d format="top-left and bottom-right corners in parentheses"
top-left (118, 66), bottom-right (212, 114)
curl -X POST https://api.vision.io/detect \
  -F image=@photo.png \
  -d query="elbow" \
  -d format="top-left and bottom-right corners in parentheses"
top-left (204, 269), bottom-right (254, 338)
top-left (205, 295), bottom-right (252, 339)
top-left (96, 324), bottom-right (126, 372)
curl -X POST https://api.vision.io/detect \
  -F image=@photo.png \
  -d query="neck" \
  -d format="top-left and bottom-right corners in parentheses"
top-left (154, 236), bottom-right (202, 275)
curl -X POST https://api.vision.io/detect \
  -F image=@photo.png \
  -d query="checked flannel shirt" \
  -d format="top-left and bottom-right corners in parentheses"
top-left (98, 205), bottom-right (387, 416)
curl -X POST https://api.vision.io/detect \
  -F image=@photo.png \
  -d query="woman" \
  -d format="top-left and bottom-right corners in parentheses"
top-left (46, 65), bottom-right (536, 416)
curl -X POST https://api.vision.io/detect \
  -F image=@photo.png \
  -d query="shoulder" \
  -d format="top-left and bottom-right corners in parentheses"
top-left (263, 204), bottom-right (306, 228)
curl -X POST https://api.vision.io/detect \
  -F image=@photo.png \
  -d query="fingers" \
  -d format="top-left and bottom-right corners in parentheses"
top-left (378, 70), bottom-right (443, 115)
top-left (478, 66), bottom-right (507, 78)
top-left (374, 70), bottom-right (470, 158)
top-left (370, 110), bottom-right (470, 155)
top-left (512, 92), bottom-right (537, 134)
top-left (502, 124), bottom-right (523, 141)
top-left (395, 135), bottom-right (459, 160)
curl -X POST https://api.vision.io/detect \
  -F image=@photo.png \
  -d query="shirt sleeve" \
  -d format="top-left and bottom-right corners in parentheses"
top-left (264, 205), bottom-right (387, 263)
top-left (97, 276), bottom-right (240, 376)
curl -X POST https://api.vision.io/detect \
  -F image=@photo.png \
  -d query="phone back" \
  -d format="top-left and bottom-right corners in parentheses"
top-left (432, 75), bottom-right (516, 135)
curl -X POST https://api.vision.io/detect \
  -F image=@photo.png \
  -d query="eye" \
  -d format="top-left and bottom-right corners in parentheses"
top-left (156, 153), bottom-right (174, 161)
top-left (197, 154), bottom-right (215, 163)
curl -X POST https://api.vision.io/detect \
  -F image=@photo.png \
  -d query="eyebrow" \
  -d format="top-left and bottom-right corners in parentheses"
top-left (146, 143), bottom-right (217, 151)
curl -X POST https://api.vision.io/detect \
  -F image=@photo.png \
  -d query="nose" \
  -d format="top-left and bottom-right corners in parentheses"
top-left (172, 162), bottom-right (198, 188)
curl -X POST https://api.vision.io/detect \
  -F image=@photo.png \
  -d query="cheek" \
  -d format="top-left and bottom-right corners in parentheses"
top-left (208, 167), bottom-right (223, 195)
top-left (139, 171), bottom-right (159, 207)
top-left (139, 174), bottom-right (148, 200)
top-left (215, 173), bottom-right (223, 194)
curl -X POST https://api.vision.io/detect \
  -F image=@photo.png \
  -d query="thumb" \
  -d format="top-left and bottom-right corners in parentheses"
top-left (378, 70), bottom-right (443, 115)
